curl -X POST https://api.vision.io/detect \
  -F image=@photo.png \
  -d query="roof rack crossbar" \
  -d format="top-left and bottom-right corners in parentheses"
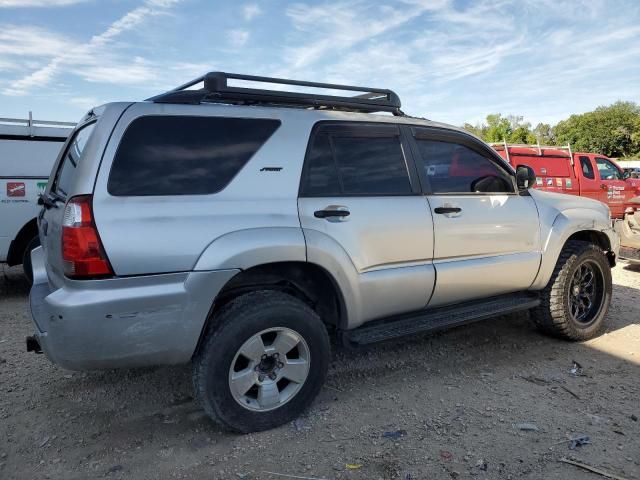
top-left (148, 71), bottom-right (403, 115)
top-left (0, 116), bottom-right (76, 128)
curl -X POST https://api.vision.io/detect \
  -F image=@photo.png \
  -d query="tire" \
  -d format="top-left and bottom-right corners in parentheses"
top-left (22, 236), bottom-right (40, 285)
top-left (193, 290), bottom-right (330, 433)
top-left (532, 240), bottom-right (612, 341)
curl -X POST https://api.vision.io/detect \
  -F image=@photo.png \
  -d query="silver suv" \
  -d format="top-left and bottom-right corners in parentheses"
top-left (29, 72), bottom-right (619, 432)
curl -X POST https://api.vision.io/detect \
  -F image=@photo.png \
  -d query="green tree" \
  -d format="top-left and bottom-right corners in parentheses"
top-left (461, 102), bottom-right (640, 157)
top-left (462, 122), bottom-right (486, 139)
top-left (463, 114), bottom-right (537, 144)
top-left (554, 101), bottom-right (640, 157)
top-left (533, 123), bottom-right (555, 145)
top-left (484, 113), bottom-right (512, 142)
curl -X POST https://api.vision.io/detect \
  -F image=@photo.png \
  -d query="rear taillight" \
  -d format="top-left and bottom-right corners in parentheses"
top-left (61, 195), bottom-right (113, 279)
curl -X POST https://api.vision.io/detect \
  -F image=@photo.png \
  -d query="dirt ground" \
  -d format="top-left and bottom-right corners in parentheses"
top-left (1, 263), bottom-right (639, 480)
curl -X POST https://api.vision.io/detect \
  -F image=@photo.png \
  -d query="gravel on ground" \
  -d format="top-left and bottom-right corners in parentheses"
top-left (1, 263), bottom-right (639, 480)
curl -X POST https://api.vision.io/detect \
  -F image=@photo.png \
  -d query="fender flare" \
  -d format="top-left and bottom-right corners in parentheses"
top-left (193, 227), bottom-right (307, 271)
top-left (530, 209), bottom-right (614, 290)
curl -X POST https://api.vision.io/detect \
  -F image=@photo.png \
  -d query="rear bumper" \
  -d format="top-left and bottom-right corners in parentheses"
top-left (28, 247), bottom-right (239, 370)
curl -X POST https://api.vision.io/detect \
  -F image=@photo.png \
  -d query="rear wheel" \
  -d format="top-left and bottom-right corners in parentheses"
top-left (22, 235), bottom-right (40, 285)
top-left (532, 240), bottom-right (612, 340)
top-left (193, 290), bottom-right (330, 433)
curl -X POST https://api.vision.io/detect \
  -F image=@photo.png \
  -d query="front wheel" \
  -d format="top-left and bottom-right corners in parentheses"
top-left (532, 240), bottom-right (612, 340)
top-left (193, 291), bottom-right (330, 433)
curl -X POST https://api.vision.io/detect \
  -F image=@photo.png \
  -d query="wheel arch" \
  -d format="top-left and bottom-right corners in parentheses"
top-left (193, 261), bottom-right (348, 358)
top-left (7, 217), bottom-right (38, 266)
top-left (531, 209), bottom-right (616, 290)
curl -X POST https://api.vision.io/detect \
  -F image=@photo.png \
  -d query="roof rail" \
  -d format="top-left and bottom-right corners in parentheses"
top-left (0, 112), bottom-right (75, 138)
top-left (489, 141), bottom-right (575, 165)
top-left (147, 72), bottom-right (404, 115)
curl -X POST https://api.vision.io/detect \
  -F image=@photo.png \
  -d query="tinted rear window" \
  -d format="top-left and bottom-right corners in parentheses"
top-left (108, 116), bottom-right (280, 196)
top-left (301, 124), bottom-right (412, 196)
top-left (53, 122), bottom-right (96, 197)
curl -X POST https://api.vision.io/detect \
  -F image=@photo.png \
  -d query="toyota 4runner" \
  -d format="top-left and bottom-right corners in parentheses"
top-left (28, 72), bottom-right (619, 432)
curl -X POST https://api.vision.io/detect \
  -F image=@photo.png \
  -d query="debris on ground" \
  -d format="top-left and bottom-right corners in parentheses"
top-left (263, 471), bottom-right (330, 480)
top-left (558, 457), bottom-right (630, 480)
top-left (382, 429), bottom-right (407, 439)
top-left (107, 465), bottom-right (123, 474)
top-left (292, 418), bottom-right (310, 432)
top-left (559, 385), bottom-right (581, 399)
top-left (476, 459), bottom-right (488, 471)
top-left (631, 415), bottom-right (638, 422)
top-left (440, 450), bottom-right (453, 462)
top-left (345, 463), bottom-right (363, 470)
top-left (569, 361), bottom-right (584, 377)
top-left (520, 375), bottom-right (550, 386)
top-left (515, 423), bottom-right (538, 431)
top-left (569, 435), bottom-right (591, 449)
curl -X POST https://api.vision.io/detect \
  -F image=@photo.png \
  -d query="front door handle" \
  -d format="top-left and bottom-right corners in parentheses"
top-left (314, 209), bottom-right (350, 219)
top-left (434, 207), bottom-right (462, 214)
top-left (600, 184), bottom-right (608, 190)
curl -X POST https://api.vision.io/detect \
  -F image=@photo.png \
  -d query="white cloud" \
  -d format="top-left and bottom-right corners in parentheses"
top-left (227, 29), bottom-right (250, 48)
top-left (0, 0), bottom-right (87, 6)
top-left (0, 25), bottom-right (73, 57)
top-left (67, 96), bottom-right (101, 108)
top-left (242, 3), bottom-right (262, 21)
top-left (3, 0), bottom-right (182, 96)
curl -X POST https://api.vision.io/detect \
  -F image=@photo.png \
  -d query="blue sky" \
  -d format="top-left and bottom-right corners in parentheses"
top-left (0, 0), bottom-right (639, 127)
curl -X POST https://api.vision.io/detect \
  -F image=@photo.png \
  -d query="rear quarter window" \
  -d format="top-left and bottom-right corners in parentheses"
top-left (52, 122), bottom-right (96, 197)
top-left (108, 116), bottom-right (280, 196)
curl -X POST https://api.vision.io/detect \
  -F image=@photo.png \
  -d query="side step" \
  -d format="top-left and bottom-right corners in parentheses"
top-left (343, 292), bottom-right (540, 346)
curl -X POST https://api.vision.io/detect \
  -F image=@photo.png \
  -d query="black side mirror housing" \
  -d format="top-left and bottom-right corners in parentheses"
top-left (516, 164), bottom-right (536, 191)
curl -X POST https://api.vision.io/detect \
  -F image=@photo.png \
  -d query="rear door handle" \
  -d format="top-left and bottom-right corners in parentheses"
top-left (314, 209), bottom-right (350, 219)
top-left (434, 207), bottom-right (462, 214)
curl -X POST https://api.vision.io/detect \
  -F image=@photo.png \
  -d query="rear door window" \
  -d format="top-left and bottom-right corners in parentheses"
top-left (108, 116), bottom-right (280, 196)
top-left (52, 122), bottom-right (96, 197)
top-left (300, 123), bottom-right (412, 196)
top-left (579, 156), bottom-right (595, 179)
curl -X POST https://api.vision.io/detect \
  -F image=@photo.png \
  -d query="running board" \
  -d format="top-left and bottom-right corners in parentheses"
top-left (343, 292), bottom-right (540, 346)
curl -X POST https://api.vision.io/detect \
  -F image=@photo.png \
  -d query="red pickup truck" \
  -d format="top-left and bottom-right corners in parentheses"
top-left (491, 142), bottom-right (640, 261)
top-left (491, 143), bottom-right (638, 218)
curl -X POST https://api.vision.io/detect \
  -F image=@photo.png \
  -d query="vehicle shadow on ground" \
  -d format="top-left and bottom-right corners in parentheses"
top-left (47, 281), bottom-right (640, 442)
top-left (623, 262), bottom-right (640, 272)
top-left (0, 267), bottom-right (29, 298)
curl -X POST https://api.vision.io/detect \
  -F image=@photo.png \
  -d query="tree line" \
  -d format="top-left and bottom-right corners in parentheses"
top-left (462, 101), bottom-right (640, 158)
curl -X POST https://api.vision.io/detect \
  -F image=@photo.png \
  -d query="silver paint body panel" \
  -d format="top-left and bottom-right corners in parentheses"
top-left (30, 100), bottom-right (618, 370)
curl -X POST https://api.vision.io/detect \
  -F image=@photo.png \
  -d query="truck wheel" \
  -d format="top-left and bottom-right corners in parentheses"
top-left (193, 290), bottom-right (330, 433)
top-left (532, 240), bottom-right (612, 340)
top-left (22, 236), bottom-right (40, 285)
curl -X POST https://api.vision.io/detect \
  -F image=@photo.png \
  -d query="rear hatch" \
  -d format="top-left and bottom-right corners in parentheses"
top-left (38, 103), bottom-right (131, 288)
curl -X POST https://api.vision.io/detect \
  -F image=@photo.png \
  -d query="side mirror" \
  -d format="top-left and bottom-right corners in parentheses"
top-left (623, 171), bottom-right (631, 180)
top-left (516, 164), bottom-right (536, 191)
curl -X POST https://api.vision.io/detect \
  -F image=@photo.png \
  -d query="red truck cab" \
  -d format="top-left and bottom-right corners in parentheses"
top-left (491, 143), bottom-right (632, 218)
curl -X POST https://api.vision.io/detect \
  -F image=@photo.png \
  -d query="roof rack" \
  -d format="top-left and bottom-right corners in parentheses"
top-left (147, 72), bottom-right (404, 115)
top-left (490, 140), bottom-right (574, 165)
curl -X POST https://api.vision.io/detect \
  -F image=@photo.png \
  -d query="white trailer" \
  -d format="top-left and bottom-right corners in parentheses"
top-left (0, 113), bottom-right (74, 281)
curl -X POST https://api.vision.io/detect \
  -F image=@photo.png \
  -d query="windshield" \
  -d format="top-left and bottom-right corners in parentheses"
top-left (51, 122), bottom-right (96, 197)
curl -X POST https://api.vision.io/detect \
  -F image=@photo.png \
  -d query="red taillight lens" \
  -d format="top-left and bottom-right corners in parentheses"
top-left (62, 195), bottom-right (113, 278)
